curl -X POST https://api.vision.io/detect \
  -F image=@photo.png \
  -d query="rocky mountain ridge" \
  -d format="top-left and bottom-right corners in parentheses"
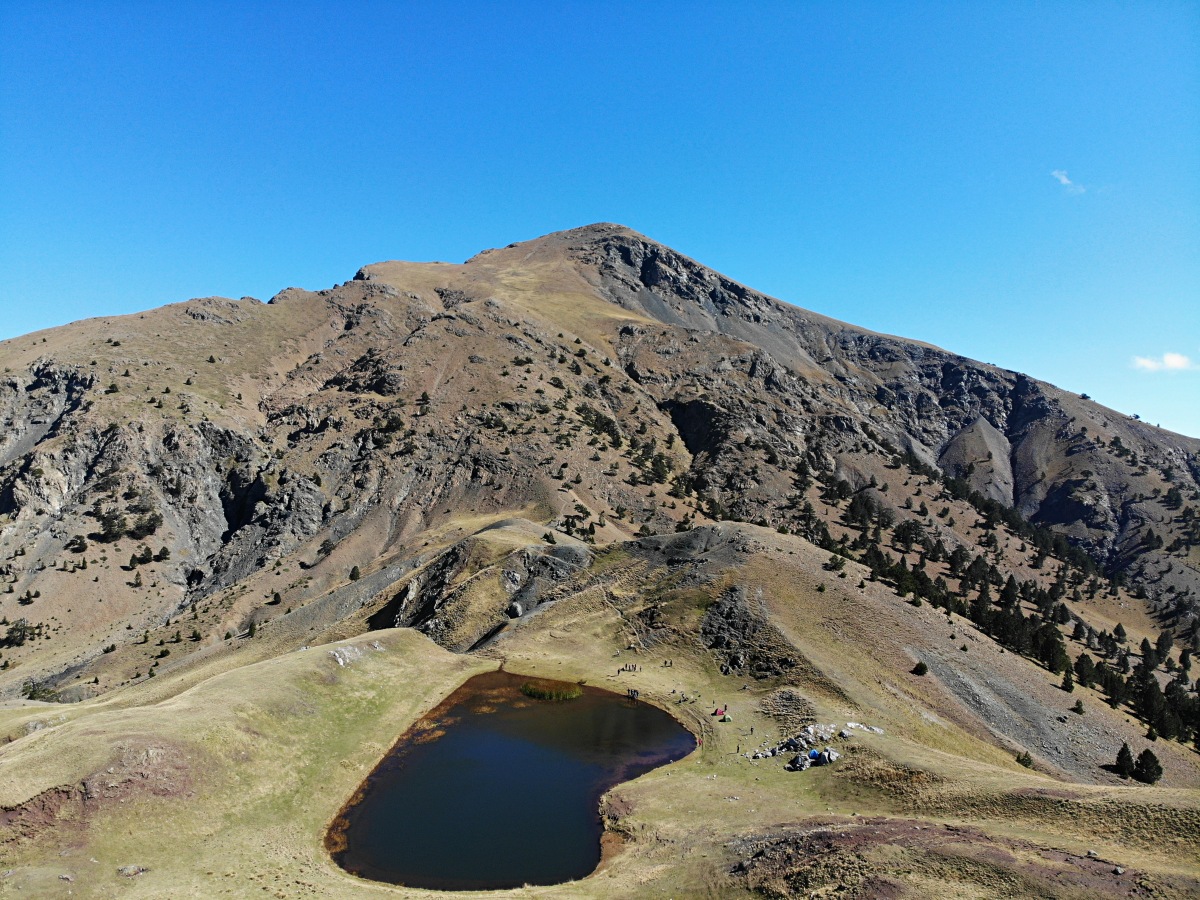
top-left (0, 223), bottom-right (1197, 702)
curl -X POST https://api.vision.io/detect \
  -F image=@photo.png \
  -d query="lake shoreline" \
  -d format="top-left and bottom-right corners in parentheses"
top-left (325, 668), bottom-right (697, 890)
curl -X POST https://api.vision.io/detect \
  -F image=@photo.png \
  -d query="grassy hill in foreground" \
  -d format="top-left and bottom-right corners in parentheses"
top-left (0, 528), bottom-right (1198, 897)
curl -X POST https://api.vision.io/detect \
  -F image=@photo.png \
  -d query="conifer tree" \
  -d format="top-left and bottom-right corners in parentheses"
top-left (1133, 749), bottom-right (1162, 784)
top-left (1073, 653), bottom-right (1096, 688)
top-left (1115, 742), bottom-right (1135, 778)
top-left (1141, 637), bottom-right (1158, 670)
top-left (1155, 629), bottom-right (1174, 660)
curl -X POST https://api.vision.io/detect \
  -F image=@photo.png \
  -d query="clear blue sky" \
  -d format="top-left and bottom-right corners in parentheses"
top-left (2, 2), bottom-right (1197, 436)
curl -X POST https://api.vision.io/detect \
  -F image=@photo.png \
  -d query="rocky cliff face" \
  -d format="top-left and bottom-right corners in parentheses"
top-left (0, 224), bottom-right (1196, 696)
top-left (572, 226), bottom-right (1199, 598)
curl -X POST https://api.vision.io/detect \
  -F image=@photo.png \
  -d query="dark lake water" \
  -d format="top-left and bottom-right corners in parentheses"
top-left (327, 669), bottom-right (695, 890)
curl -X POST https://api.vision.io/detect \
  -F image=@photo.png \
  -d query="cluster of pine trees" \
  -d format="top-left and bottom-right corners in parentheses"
top-left (1113, 742), bottom-right (1162, 784)
top-left (777, 452), bottom-right (1200, 753)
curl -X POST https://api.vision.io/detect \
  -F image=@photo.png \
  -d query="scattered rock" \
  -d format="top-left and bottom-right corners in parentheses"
top-left (328, 642), bottom-right (383, 667)
top-left (117, 865), bottom-right (147, 877)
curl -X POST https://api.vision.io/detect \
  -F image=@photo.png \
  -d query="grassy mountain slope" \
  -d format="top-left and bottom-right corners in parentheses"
top-left (0, 224), bottom-right (1197, 896)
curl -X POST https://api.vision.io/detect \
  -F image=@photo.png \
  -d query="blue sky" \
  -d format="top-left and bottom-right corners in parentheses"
top-left (2, 2), bottom-right (1197, 436)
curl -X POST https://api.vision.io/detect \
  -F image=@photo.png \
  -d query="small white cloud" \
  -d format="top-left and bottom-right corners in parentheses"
top-left (1051, 169), bottom-right (1085, 194)
top-left (1132, 352), bottom-right (1195, 371)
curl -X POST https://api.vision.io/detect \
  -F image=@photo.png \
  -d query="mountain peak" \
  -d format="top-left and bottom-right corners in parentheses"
top-left (461, 222), bottom-right (645, 263)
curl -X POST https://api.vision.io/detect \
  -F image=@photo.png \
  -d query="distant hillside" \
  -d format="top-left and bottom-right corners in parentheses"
top-left (0, 223), bottom-right (1195, 713)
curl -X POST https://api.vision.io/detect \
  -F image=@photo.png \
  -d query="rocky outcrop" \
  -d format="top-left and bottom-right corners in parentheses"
top-left (567, 226), bottom-right (1199, 603)
top-left (939, 417), bottom-right (1015, 506)
top-left (701, 585), bottom-right (801, 680)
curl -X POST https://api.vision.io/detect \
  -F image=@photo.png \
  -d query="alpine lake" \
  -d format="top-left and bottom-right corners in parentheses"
top-left (327, 669), bottom-right (696, 890)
